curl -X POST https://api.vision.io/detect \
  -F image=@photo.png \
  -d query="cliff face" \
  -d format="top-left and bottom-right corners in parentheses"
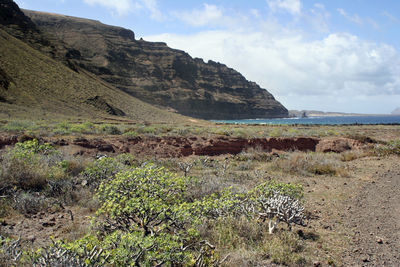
top-left (0, 1), bottom-right (192, 123)
top-left (24, 10), bottom-right (288, 120)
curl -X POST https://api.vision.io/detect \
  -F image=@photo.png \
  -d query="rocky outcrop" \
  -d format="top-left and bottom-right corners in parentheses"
top-left (24, 10), bottom-right (288, 120)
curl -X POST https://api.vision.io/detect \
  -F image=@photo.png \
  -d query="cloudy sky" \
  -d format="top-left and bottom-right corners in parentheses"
top-left (15, 0), bottom-right (400, 114)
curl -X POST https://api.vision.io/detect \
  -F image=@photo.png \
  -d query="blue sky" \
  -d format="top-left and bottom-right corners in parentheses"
top-left (15, 0), bottom-right (400, 114)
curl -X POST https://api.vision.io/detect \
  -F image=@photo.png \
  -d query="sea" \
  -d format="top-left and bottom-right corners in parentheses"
top-left (212, 115), bottom-right (400, 125)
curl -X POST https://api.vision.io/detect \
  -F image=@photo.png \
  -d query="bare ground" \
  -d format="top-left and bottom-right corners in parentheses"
top-left (342, 156), bottom-right (400, 266)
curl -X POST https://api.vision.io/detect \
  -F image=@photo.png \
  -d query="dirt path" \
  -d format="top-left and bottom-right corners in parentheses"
top-left (343, 157), bottom-right (400, 266)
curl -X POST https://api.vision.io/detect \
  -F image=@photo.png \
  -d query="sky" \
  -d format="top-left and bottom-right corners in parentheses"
top-left (15, 0), bottom-right (400, 114)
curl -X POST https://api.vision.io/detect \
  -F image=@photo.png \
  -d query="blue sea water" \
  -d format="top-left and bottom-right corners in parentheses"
top-left (213, 115), bottom-right (400, 125)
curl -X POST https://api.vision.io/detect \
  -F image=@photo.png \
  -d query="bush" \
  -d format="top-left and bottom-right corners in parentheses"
top-left (263, 231), bottom-right (306, 265)
top-left (122, 130), bottom-right (138, 138)
top-left (0, 235), bottom-right (23, 266)
top-left (96, 164), bottom-right (194, 234)
top-left (274, 152), bottom-right (347, 176)
top-left (0, 139), bottom-right (63, 191)
top-left (373, 140), bottom-right (400, 156)
top-left (80, 155), bottom-right (134, 189)
top-left (100, 124), bottom-right (121, 135)
top-left (13, 191), bottom-right (51, 214)
top-left (90, 165), bottom-right (220, 265)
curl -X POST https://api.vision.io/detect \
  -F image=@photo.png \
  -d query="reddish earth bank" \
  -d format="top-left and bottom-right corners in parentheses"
top-left (0, 134), bottom-right (364, 158)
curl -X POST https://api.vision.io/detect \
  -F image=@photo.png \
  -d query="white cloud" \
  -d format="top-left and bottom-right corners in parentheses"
top-left (267, 0), bottom-right (302, 16)
top-left (382, 11), bottom-right (400, 23)
top-left (83, 0), bottom-right (133, 16)
top-left (177, 4), bottom-right (223, 27)
top-left (140, 0), bottom-right (163, 21)
top-left (83, 0), bottom-right (162, 18)
top-left (337, 8), bottom-right (363, 25)
top-left (174, 4), bottom-right (251, 29)
top-left (307, 3), bottom-right (330, 33)
top-left (145, 29), bottom-right (400, 113)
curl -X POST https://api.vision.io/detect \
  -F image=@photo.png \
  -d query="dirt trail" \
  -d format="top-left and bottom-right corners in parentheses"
top-left (343, 157), bottom-right (400, 266)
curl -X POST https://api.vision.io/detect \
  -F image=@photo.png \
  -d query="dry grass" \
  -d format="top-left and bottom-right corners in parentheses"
top-left (274, 152), bottom-right (349, 177)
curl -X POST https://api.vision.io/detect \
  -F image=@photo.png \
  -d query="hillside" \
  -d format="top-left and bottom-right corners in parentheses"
top-left (0, 28), bottom-right (192, 123)
top-left (0, 0), bottom-right (196, 123)
top-left (24, 9), bottom-right (288, 120)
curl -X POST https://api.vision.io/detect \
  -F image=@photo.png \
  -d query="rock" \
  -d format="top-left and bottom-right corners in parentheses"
top-left (98, 144), bottom-right (114, 152)
top-left (376, 238), bottom-right (383, 244)
top-left (42, 221), bottom-right (56, 227)
top-left (313, 261), bottom-right (321, 267)
top-left (26, 235), bottom-right (36, 242)
top-left (362, 256), bottom-right (370, 262)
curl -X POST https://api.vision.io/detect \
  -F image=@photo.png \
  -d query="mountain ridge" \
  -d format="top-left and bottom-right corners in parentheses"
top-left (23, 9), bottom-right (288, 120)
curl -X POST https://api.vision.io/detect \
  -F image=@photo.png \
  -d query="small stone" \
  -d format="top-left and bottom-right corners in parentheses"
top-left (362, 257), bottom-right (370, 262)
top-left (42, 222), bottom-right (56, 227)
top-left (27, 235), bottom-right (36, 242)
top-left (376, 238), bottom-right (383, 244)
top-left (313, 261), bottom-right (321, 267)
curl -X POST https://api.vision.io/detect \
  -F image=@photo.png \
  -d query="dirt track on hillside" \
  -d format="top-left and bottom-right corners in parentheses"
top-left (342, 157), bottom-right (400, 266)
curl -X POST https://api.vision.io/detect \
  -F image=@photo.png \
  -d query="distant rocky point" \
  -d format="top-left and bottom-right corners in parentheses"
top-left (289, 110), bottom-right (366, 118)
top-left (391, 108), bottom-right (400, 115)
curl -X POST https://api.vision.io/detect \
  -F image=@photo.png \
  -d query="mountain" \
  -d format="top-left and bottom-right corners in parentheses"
top-left (0, 0), bottom-right (192, 123)
top-left (392, 108), bottom-right (400, 115)
top-left (23, 9), bottom-right (288, 120)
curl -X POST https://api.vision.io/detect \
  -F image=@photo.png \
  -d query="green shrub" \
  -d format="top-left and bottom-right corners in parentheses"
top-left (100, 124), bottom-right (121, 135)
top-left (122, 130), bottom-right (138, 138)
top-left (90, 165), bottom-right (220, 265)
top-left (96, 164), bottom-right (194, 233)
top-left (69, 122), bottom-right (96, 134)
top-left (137, 126), bottom-right (158, 135)
top-left (1, 120), bottom-right (38, 132)
top-left (0, 140), bottom-right (62, 191)
top-left (80, 156), bottom-right (132, 189)
top-left (53, 122), bottom-right (72, 135)
top-left (249, 181), bottom-right (304, 200)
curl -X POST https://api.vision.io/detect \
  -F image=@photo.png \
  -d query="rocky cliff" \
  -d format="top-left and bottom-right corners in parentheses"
top-left (24, 10), bottom-right (288, 120)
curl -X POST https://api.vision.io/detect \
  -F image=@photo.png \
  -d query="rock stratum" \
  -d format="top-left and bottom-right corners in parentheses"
top-left (23, 9), bottom-right (288, 120)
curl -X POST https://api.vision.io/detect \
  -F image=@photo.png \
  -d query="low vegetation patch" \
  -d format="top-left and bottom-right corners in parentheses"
top-left (274, 152), bottom-right (348, 176)
top-left (373, 140), bottom-right (400, 156)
